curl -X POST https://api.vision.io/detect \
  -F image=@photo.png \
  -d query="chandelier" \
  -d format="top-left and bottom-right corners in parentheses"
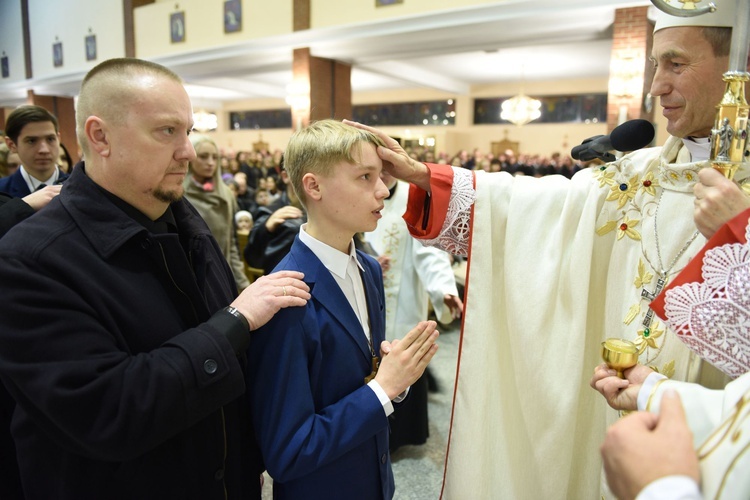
top-left (193, 111), bottom-right (218, 132)
top-left (501, 93), bottom-right (541, 126)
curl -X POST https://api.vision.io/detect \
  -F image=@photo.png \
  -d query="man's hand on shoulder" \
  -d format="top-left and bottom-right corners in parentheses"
top-left (231, 270), bottom-right (310, 330)
top-left (21, 184), bottom-right (62, 211)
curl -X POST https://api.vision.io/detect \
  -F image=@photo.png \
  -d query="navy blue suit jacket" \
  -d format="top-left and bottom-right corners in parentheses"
top-left (246, 236), bottom-right (395, 500)
top-left (0, 168), bottom-right (69, 197)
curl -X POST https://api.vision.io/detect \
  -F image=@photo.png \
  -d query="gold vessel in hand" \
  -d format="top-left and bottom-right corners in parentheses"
top-left (601, 338), bottom-right (638, 378)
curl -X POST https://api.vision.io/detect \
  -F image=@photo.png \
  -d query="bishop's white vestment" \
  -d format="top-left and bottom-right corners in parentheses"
top-left (403, 136), bottom-right (749, 499)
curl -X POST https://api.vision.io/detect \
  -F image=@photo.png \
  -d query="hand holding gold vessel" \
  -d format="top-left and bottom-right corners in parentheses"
top-left (601, 338), bottom-right (639, 378)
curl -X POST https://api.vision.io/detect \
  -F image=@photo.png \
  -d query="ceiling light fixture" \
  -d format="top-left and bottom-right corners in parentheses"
top-left (501, 66), bottom-right (541, 126)
top-left (193, 111), bottom-right (218, 132)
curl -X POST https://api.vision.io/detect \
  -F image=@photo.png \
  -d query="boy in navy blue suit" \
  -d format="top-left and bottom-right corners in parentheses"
top-left (246, 120), bottom-right (439, 499)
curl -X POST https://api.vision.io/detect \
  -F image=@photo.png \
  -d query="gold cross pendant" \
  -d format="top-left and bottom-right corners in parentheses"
top-left (364, 356), bottom-right (380, 384)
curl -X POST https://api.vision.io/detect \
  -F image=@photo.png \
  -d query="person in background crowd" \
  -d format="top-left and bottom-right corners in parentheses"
top-left (184, 134), bottom-right (250, 291)
top-left (233, 172), bottom-right (257, 214)
top-left (0, 105), bottom-right (69, 197)
top-left (244, 159), bottom-right (306, 275)
top-left (235, 210), bottom-right (253, 234)
top-left (0, 143), bottom-right (10, 178)
top-left (57, 143), bottom-right (74, 174)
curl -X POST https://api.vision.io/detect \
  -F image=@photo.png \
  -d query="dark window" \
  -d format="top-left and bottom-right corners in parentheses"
top-left (352, 100), bottom-right (456, 126)
top-left (229, 109), bottom-right (292, 130)
top-left (474, 94), bottom-right (607, 125)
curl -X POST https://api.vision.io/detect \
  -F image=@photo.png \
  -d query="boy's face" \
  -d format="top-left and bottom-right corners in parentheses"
top-left (6, 121), bottom-right (60, 179)
top-left (317, 142), bottom-right (389, 236)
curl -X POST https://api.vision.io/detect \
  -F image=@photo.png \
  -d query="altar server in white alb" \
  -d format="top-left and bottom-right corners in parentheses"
top-left (592, 203), bottom-right (750, 500)
top-left (365, 169), bottom-right (462, 451)
top-left (344, 0), bottom-right (750, 497)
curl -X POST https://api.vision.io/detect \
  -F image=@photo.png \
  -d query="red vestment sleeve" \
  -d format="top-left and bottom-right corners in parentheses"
top-left (651, 207), bottom-right (750, 320)
top-left (403, 163), bottom-right (456, 240)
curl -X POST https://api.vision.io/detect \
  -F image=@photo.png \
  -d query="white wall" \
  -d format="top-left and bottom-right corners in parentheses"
top-left (0, 0), bottom-right (25, 84)
top-left (28, 0), bottom-right (125, 78)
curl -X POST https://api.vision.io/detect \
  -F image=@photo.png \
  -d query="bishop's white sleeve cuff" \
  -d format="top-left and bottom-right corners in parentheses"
top-left (637, 371), bottom-right (668, 411)
top-left (636, 476), bottom-right (702, 500)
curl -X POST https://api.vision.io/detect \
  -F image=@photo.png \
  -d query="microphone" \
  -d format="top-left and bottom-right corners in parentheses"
top-left (571, 119), bottom-right (655, 162)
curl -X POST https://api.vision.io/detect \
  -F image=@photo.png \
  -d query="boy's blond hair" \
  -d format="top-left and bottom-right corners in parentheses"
top-left (283, 120), bottom-right (386, 208)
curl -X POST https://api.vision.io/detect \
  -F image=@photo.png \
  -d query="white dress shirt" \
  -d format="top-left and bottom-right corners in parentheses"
top-left (20, 165), bottom-right (60, 192)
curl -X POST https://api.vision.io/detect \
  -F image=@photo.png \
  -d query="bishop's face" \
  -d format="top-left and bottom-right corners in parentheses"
top-left (649, 26), bottom-right (729, 138)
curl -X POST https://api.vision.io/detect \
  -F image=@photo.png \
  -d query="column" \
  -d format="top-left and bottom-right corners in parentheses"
top-left (607, 6), bottom-right (655, 130)
top-left (291, 0), bottom-right (352, 129)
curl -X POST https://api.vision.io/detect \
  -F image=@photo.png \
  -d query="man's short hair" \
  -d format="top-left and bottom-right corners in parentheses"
top-left (76, 58), bottom-right (182, 155)
top-left (4, 105), bottom-right (59, 144)
top-left (702, 27), bottom-right (732, 57)
top-left (283, 120), bottom-right (386, 209)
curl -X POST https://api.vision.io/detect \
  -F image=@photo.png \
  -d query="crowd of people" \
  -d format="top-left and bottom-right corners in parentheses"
top-left (0, 1), bottom-right (749, 498)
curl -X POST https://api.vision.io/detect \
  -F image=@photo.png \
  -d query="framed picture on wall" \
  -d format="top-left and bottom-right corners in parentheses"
top-left (375, 0), bottom-right (403, 6)
top-left (170, 11), bottom-right (186, 43)
top-left (1, 56), bottom-right (8, 78)
top-left (53, 42), bottom-right (63, 68)
top-left (85, 34), bottom-right (97, 61)
top-left (224, 0), bottom-right (242, 33)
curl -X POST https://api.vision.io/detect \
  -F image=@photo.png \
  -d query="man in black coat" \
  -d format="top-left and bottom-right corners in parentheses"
top-left (0, 187), bottom-right (61, 499)
top-left (0, 58), bottom-right (310, 500)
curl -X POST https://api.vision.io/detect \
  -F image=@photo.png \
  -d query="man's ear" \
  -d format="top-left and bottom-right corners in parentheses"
top-left (85, 116), bottom-right (111, 157)
top-left (302, 172), bottom-right (322, 202)
top-left (4, 136), bottom-right (17, 153)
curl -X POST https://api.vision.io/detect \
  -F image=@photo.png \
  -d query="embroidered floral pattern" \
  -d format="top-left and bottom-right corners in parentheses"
top-left (594, 139), bottom-right (698, 367)
top-left (635, 321), bottom-right (664, 354)
top-left (606, 175), bottom-right (639, 209)
top-left (596, 215), bottom-right (642, 241)
top-left (594, 168), bottom-right (616, 188)
top-left (634, 259), bottom-right (654, 289)
top-left (640, 171), bottom-right (659, 196)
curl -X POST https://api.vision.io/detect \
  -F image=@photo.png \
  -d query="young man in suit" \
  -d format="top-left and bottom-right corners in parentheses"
top-left (0, 105), bottom-right (69, 197)
top-left (246, 119), bottom-right (439, 499)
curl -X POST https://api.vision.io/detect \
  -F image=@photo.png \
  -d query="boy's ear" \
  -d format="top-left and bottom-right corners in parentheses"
top-left (302, 172), bottom-right (322, 202)
top-left (4, 136), bottom-right (16, 153)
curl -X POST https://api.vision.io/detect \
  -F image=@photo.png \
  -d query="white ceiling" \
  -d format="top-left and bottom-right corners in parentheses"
top-left (0, 0), bottom-right (655, 109)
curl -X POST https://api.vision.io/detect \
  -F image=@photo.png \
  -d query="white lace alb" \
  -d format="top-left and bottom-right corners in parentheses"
top-left (663, 222), bottom-right (750, 378)
top-left (419, 167), bottom-right (476, 256)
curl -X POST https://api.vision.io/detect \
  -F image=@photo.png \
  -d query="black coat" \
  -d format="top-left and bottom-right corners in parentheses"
top-left (0, 193), bottom-right (36, 499)
top-left (0, 193), bottom-right (35, 238)
top-left (0, 166), bottom-right (262, 499)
